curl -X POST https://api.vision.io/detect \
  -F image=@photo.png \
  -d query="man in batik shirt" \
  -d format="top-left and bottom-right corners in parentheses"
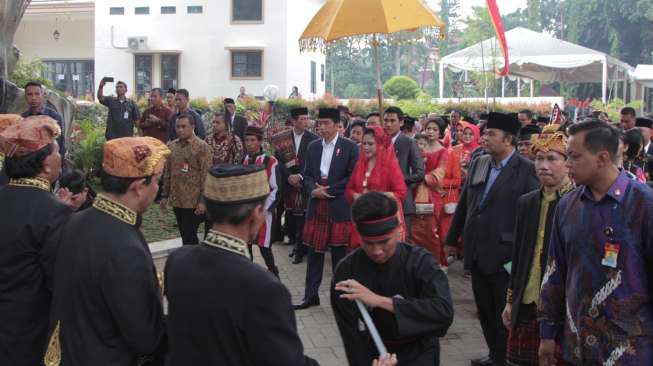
top-left (539, 120), bottom-right (653, 365)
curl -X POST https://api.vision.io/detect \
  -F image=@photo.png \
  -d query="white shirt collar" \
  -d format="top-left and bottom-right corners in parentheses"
top-left (322, 133), bottom-right (338, 148)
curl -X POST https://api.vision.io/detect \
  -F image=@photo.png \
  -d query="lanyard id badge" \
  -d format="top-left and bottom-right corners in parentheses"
top-left (601, 243), bottom-right (620, 268)
top-left (601, 226), bottom-right (620, 269)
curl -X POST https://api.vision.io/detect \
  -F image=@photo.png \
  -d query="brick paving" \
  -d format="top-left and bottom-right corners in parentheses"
top-left (262, 243), bottom-right (487, 366)
top-left (155, 239), bottom-right (488, 365)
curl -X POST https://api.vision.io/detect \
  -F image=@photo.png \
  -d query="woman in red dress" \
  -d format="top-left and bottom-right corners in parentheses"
top-left (410, 118), bottom-right (449, 267)
top-left (448, 121), bottom-right (479, 263)
top-left (345, 126), bottom-right (407, 249)
top-left (451, 121), bottom-right (480, 182)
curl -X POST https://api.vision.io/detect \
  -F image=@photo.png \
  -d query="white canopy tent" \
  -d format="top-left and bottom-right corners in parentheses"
top-left (633, 65), bottom-right (653, 88)
top-left (633, 65), bottom-right (653, 113)
top-left (439, 27), bottom-right (634, 103)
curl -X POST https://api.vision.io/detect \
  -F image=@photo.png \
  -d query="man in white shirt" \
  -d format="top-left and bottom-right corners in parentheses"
top-left (294, 108), bottom-right (358, 310)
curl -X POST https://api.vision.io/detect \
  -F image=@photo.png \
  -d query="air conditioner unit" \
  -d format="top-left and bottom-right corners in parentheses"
top-left (128, 37), bottom-right (148, 50)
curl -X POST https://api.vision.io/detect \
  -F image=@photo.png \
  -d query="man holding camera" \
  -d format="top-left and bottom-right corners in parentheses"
top-left (97, 78), bottom-right (141, 141)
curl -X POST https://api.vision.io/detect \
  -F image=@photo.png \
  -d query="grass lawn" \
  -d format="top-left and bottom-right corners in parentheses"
top-left (141, 206), bottom-right (181, 243)
top-left (89, 180), bottom-right (187, 244)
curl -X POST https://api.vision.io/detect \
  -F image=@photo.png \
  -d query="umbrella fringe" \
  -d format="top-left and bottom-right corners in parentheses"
top-left (299, 26), bottom-right (445, 54)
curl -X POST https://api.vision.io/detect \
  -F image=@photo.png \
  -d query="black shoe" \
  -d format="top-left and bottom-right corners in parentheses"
top-left (292, 254), bottom-right (304, 264)
top-left (289, 249), bottom-right (295, 258)
top-left (293, 296), bottom-right (320, 310)
top-left (471, 356), bottom-right (494, 366)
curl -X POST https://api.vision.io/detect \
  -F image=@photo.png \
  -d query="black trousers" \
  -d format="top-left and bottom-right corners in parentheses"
top-left (286, 212), bottom-right (307, 258)
top-left (272, 204), bottom-right (285, 243)
top-left (471, 267), bottom-right (509, 363)
top-left (173, 207), bottom-right (204, 245)
top-left (248, 245), bottom-right (279, 276)
top-left (303, 245), bottom-right (346, 300)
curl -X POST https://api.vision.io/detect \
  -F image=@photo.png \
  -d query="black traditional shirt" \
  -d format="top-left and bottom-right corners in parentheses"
top-left (164, 230), bottom-right (318, 366)
top-left (0, 177), bottom-right (71, 366)
top-left (331, 243), bottom-right (454, 366)
top-left (47, 194), bottom-right (165, 366)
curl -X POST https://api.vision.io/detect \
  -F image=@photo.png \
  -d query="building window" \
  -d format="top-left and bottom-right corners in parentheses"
top-left (43, 60), bottom-right (94, 99)
top-left (134, 54), bottom-right (153, 96)
top-left (321, 64), bottom-right (325, 82)
top-left (161, 6), bottom-right (176, 14)
top-left (232, 0), bottom-right (263, 22)
top-left (187, 6), bottom-right (203, 14)
top-left (231, 50), bottom-right (262, 78)
top-left (161, 54), bottom-right (179, 91)
top-left (310, 61), bottom-right (317, 94)
top-left (110, 7), bottom-right (124, 15)
top-left (135, 7), bottom-right (149, 15)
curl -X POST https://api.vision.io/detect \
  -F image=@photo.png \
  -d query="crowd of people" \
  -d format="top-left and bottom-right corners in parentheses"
top-left (1, 79), bottom-right (653, 366)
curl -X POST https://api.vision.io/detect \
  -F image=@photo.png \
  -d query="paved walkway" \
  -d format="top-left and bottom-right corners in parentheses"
top-left (153, 239), bottom-right (488, 365)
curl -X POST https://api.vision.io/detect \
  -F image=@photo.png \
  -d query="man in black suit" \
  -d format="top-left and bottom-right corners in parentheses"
top-left (224, 98), bottom-right (248, 142)
top-left (294, 108), bottom-right (358, 310)
top-left (276, 107), bottom-right (320, 264)
top-left (445, 112), bottom-right (539, 366)
top-left (383, 106), bottom-right (424, 232)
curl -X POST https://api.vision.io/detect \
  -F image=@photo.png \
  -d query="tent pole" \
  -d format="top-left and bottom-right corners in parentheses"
top-left (517, 77), bottom-right (521, 98)
top-left (530, 80), bottom-right (534, 98)
top-left (602, 57), bottom-right (608, 104)
top-left (373, 34), bottom-right (383, 113)
top-left (501, 77), bottom-right (505, 98)
top-left (439, 61), bottom-right (445, 99)
top-left (622, 72), bottom-right (627, 101)
top-left (641, 84), bottom-right (646, 114)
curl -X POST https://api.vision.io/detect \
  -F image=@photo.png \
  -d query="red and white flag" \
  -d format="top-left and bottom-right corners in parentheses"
top-left (486, 0), bottom-right (509, 76)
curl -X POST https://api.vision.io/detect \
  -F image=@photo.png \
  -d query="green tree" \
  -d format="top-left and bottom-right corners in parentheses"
top-left (343, 83), bottom-right (368, 99)
top-left (8, 58), bottom-right (53, 89)
top-left (384, 76), bottom-right (422, 100)
top-left (526, 0), bottom-right (541, 31)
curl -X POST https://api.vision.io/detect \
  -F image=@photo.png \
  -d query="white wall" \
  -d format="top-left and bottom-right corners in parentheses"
top-left (94, 0), bottom-right (320, 100)
top-left (285, 0), bottom-right (326, 100)
top-left (16, 0), bottom-right (324, 100)
top-left (14, 13), bottom-right (94, 61)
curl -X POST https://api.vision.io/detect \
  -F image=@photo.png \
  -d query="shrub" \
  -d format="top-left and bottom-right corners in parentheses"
top-left (236, 96), bottom-right (262, 114)
top-left (190, 97), bottom-right (211, 114)
top-left (384, 76), bottom-right (422, 100)
top-left (8, 58), bottom-right (54, 90)
top-left (396, 99), bottom-right (444, 118)
top-left (74, 102), bottom-right (107, 124)
top-left (590, 99), bottom-right (643, 123)
top-left (70, 120), bottom-right (106, 178)
top-left (209, 98), bottom-right (224, 112)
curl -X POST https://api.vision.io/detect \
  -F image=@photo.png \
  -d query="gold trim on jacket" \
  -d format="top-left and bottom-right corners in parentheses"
top-left (92, 194), bottom-right (138, 226)
top-left (8, 176), bottom-right (51, 192)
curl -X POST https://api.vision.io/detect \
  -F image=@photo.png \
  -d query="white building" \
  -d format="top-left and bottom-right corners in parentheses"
top-left (15, 0), bottom-right (326, 100)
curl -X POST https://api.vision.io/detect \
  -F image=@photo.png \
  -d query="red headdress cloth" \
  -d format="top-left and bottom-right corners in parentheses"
top-left (350, 126), bottom-right (397, 192)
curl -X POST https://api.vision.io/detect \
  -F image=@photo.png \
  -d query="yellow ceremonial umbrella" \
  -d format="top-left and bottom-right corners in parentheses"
top-left (300, 0), bottom-right (445, 112)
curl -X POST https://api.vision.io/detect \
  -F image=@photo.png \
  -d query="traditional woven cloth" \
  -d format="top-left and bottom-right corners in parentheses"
top-left (0, 115), bottom-right (60, 157)
top-left (507, 305), bottom-right (540, 366)
top-left (303, 178), bottom-right (351, 253)
top-left (103, 136), bottom-right (170, 178)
